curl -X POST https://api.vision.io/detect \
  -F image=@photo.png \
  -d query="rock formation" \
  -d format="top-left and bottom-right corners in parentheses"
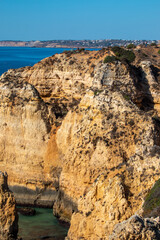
top-left (109, 215), bottom-right (160, 240)
top-left (0, 171), bottom-right (18, 240)
top-left (56, 88), bottom-right (160, 238)
top-left (0, 49), bottom-right (110, 206)
top-left (0, 47), bottom-right (160, 239)
top-left (0, 72), bottom-right (56, 206)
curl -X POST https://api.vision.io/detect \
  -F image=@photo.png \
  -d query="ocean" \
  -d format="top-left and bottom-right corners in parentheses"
top-left (0, 47), bottom-right (73, 76)
top-left (18, 208), bottom-right (68, 240)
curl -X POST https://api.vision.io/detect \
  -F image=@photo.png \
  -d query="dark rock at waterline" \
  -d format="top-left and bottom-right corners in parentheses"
top-left (17, 207), bottom-right (36, 216)
top-left (10, 185), bottom-right (57, 207)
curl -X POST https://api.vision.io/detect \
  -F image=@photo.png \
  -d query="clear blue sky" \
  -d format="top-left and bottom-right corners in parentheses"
top-left (0, 0), bottom-right (159, 40)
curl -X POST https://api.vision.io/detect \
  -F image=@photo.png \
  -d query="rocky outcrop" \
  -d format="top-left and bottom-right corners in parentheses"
top-left (5, 50), bottom-right (99, 119)
top-left (93, 60), bottom-right (160, 114)
top-left (0, 72), bottom-right (57, 206)
top-left (109, 215), bottom-right (160, 240)
top-left (53, 88), bottom-right (160, 226)
top-left (0, 47), bottom-right (160, 238)
top-left (0, 171), bottom-right (18, 240)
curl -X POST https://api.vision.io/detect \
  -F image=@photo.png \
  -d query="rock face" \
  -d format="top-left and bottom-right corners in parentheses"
top-left (57, 89), bottom-right (160, 238)
top-left (6, 50), bottom-right (99, 119)
top-left (0, 171), bottom-right (18, 240)
top-left (109, 215), bottom-right (160, 240)
top-left (93, 60), bottom-right (160, 114)
top-left (0, 72), bottom-right (56, 206)
top-left (0, 49), bottom-right (110, 206)
top-left (0, 47), bottom-right (160, 238)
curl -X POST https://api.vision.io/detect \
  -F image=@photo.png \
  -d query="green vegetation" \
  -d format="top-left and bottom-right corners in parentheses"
top-left (142, 53), bottom-right (148, 57)
top-left (111, 46), bottom-right (135, 63)
top-left (143, 179), bottom-right (160, 216)
top-left (153, 115), bottom-right (160, 122)
top-left (158, 50), bottom-right (160, 55)
top-left (94, 89), bottom-right (103, 96)
top-left (127, 43), bottom-right (136, 49)
top-left (103, 55), bottom-right (117, 63)
top-left (123, 94), bottom-right (131, 101)
top-left (150, 42), bottom-right (157, 47)
top-left (63, 48), bottom-right (85, 56)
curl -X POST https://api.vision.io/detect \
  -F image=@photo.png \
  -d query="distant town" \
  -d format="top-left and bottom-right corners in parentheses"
top-left (0, 39), bottom-right (159, 48)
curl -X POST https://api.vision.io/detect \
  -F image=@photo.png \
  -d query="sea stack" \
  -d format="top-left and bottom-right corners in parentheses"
top-left (0, 171), bottom-right (18, 240)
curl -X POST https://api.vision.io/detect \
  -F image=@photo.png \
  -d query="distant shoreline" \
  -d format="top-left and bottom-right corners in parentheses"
top-left (0, 45), bottom-right (101, 49)
top-left (0, 39), bottom-right (159, 48)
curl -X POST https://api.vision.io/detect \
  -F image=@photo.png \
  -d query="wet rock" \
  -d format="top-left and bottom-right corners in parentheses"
top-left (17, 207), bottom-right (36, 216)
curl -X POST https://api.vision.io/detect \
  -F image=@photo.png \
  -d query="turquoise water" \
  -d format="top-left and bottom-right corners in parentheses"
top-left (18, 208), bottom-right (68, 240)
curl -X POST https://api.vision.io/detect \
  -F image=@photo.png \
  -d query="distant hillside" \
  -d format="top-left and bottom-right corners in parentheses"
top-left (0, 39), bottom-right (159, 48)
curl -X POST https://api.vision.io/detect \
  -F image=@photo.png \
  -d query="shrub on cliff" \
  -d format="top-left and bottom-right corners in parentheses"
top-left (111, 46), bottom-right (135, 63)
top-left (127, 43), bottom-right (136, 49)
top-left (150, 42), bottom-right (157, 47)
top-left (158, 50), bottom-right (160, 54)
top-left (103, 55), bottom-right (117, 63)
top-left (143, 178), bottom-right (160, 217)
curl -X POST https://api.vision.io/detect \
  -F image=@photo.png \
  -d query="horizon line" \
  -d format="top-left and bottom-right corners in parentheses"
top-left (0, 39), bottom-right (159, 42)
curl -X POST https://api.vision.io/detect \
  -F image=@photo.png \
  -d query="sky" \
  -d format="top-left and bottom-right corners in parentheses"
top-left (0, 0), bottom-right (160, 41)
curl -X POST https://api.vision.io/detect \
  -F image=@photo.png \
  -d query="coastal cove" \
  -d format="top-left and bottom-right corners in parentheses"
top-left (0, 0), bottom-right (159, 239)
top-left (18, 207), bottom-right (68, 240)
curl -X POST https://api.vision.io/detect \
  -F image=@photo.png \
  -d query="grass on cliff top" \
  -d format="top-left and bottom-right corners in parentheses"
top-left (112, 46), bottom-right (135, 63)
top-left (127, 43), bottom-right (136, 49)
top-left (143, 179), bottom-right (160, 216)
top-left (103, 47), bottom-right (135, 64)
top-left (103, 55), bottom-right (118, 63)
top-left (63, 48), bottom-right (85, 56)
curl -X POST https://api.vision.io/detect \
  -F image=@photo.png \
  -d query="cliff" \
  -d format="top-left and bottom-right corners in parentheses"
top-left (0, 46), bottom-right (160, 239)
top-left (55, 89), bottom-right (160, 238)
top-left (0, 171), bottom-right (18, 240)
top-left (0, 71), bottom-right (56, 206)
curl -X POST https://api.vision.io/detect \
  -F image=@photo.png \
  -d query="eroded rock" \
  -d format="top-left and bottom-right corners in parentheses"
top-left (0, 171), bottom-right (18, 240)
top-left (0, 73), bottom-right (56, 206)
top-left (109, 215), bottom-right (160, 240)
top-left (0, 48), bottom-right (160, 239)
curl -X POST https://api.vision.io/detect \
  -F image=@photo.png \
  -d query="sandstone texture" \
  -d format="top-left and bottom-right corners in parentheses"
top-left (0, 171), bottom-right (18, 240)
top-left (0, 72), bottom-right (56, 206)
top-left (109, 215), bottom-right (160, 240)
top-left (0, 47), bottom-right (160, 239)
top-left (59, 89), bottom-right (160, 238)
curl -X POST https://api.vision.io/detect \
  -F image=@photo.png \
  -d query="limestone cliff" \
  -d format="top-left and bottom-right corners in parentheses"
top-left (5, 50), bottom-right (100, 119)
top-left (0, 72), bottom-right (56, 206)
top-left (109, 215), bottom-right (160, 240)
top-left (0, 171), bottom-right (18, 240)
top-left (53, 89), bottom-right (160, 238)
top-left (0, 47), bottom-right (160, 239)
top-left (93, 60), bottom-right (160, 114)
